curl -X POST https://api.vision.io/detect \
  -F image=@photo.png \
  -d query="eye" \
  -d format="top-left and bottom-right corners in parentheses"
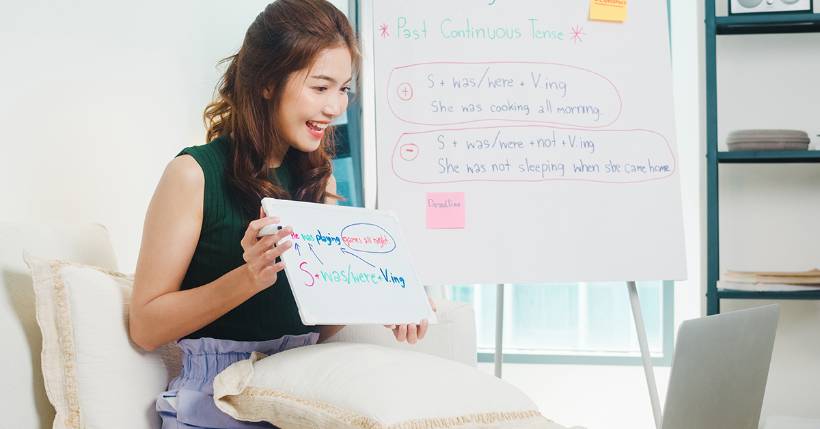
top-left (340, 86), bottom-right (351, 94)
top-left (313, 86), bottom-right (328, 93)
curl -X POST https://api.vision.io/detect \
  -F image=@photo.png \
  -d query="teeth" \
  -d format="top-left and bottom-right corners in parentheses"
top-left (307, 121), bottom-right (328, 131)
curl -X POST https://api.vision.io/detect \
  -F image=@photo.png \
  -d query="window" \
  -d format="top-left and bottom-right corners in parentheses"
top-left (330, 116), bottom-right (364, 208)
top-left (445, 282), bottom-right (674, 365)
top-left (330, 1), bottom-right (363, 208)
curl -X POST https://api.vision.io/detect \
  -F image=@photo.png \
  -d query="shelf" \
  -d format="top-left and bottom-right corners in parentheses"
top-left (705, 1), bottom-right (820, 314)
top-left (715, 13), bottom-right (820, 35)
top-left (718, 289), bottom-right (820, 300)
top-left (716, 150), bottom-right (820, 163)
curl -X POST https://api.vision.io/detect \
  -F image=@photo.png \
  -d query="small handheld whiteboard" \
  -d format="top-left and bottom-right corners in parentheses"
top-left (260, 198), bottom-right (436, 326)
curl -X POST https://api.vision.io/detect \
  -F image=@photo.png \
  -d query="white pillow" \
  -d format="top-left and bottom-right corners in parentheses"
top-left (25, 254), bottom-right (177, 429)
top-left (325, 299), bottom-right (478, 367)
top-left (1, 222), bottom-right (119, 429)
top-left (213, 342), bottom-right (566, 429)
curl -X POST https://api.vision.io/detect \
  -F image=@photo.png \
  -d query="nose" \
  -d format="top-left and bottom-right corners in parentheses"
top-left (322, 93), bottom-right (347, 118)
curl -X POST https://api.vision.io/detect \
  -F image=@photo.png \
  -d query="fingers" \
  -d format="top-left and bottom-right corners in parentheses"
top-left (243, 226), bottom-right (291, 262)
top-left (417, 319), bottom-right (429, 340)
top-left (395, 324), bottom-right (407, 342)
top-left (242, 225), bottom-right (292, 292)
top-left (247, 240), bottom-right (292, 272)
top-left (406, 324), bottom-right (418, 344)
top-left (241, 216), bottom-right (280, 250)
top-left (243, 234), bottom-right (275, 262)
top-left (248, 241), bottom-right (292, 269)
top-left (389, 324), bottom-right (422, 344)
top-left (240, 207), bottom-right (291, 292)
top-left (386, 320), bottom-right (430, 344)
top-left (262, 240), bottom-right (292, 263)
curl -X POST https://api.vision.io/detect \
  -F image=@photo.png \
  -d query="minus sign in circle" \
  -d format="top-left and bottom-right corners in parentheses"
top-left (400, 143), bottom-right (420, 161)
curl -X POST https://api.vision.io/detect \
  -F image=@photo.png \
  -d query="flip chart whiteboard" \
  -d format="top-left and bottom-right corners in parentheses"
top-left (261, 198), bottom-right (436, 325)
top-left (367, 0), bottom-right (687, 284)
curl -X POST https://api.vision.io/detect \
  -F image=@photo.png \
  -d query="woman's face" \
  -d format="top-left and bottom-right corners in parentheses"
top-left (275, 46), bottom-right (352, 154)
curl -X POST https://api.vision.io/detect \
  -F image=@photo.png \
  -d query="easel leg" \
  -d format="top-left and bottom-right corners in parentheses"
top-left (628, 281), bottom-right (663, 429)
top-left (494, 283), bottom-right (504, 378)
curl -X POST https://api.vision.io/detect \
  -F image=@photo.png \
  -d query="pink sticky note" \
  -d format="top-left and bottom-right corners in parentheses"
top-left (426, 192), bottom-right (465, 229)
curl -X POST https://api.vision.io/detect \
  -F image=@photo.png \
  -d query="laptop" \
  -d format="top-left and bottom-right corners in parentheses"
top-left (662, 304), bottom-right (780, 429)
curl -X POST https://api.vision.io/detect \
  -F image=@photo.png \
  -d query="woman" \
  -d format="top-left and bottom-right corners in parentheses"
top-left (128, 1), bottom-right (430, 427)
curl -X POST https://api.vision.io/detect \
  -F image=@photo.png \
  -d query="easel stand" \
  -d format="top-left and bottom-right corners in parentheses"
top-left (494, 283), bottom-right (504, 379)
top-left (627, 281), bottom-right (663, 429)
top-left (492, 281), bottom-right (663, 429)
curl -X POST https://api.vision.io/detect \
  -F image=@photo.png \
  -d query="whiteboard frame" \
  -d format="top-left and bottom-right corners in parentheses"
top-left (358, 0), bottom-right (378, 210)
top-left (357, 0), bottom-right (686, 285)
top-left (261, 197), bottom-right (437, 325)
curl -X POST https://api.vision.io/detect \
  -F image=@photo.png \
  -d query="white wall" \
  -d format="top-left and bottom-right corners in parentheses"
top-left (0, 0), bottom-right (349, 272)
top-left (0, 1), bottom-right (329, 273)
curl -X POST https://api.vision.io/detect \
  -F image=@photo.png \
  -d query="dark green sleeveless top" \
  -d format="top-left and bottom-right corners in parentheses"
top-left (177, 135), bottom-right (318, 341)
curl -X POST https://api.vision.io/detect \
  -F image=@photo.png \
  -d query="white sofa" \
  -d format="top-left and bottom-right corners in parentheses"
top-left (0, 222), bottom-right (477, 429)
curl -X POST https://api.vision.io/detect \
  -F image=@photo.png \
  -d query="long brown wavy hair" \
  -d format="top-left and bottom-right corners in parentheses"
top-left (204, 0), bottom-right (360, 217)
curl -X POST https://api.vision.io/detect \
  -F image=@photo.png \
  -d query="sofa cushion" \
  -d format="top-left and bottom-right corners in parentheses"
top-left (213, 342), bottom-right (565, 429)
top-left (0, 222), bottom-right (118, 429)
top-left (24, 254), bottom-right (176, 429)
top-left (325, 298), bottom-right (477, 367)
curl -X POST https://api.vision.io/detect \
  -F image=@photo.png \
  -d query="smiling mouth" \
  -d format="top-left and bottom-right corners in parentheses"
top-left (306, 121), bottom-right (328, 132)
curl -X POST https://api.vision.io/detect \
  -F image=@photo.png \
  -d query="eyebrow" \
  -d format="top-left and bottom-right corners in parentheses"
top-left (309, 74), bottom-right (353, 85)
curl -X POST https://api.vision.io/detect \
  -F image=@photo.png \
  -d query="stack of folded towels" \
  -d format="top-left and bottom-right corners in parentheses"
top-left (726, 129), bottom-right (810, 151)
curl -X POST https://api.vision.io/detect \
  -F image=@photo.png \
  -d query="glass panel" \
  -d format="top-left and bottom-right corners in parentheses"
top-left (327, 0), bottom-right (349, 16)
top-left (637, 281), bottom-right (664, 352)
top-left (330, 122), bottom-right (361, 207)
top-left (331, 2), bottom-right (361, 207)
top-left (575, 281), bottom-right (663, 354)
top-left (508, 283), bottom-right (579, 352)
top-left (445, 282), bottom-right (665, 356)
top-left (448, 284), bottom-right (499, 351)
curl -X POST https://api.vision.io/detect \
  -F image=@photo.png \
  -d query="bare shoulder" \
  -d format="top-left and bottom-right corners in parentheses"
top-left (147, 154), bottom-right (205, 226)
top-left (162, 154), bottom-right (204, 191)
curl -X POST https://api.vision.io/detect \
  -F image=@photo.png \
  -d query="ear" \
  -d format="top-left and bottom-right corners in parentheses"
top-left (262, 86), bottom-right (273, 100)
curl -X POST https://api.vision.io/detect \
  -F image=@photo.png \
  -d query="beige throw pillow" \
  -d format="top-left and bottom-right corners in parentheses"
top-left (213, 342), bottom-right (566, 429)
top-left (25, 254), bottom-right (177, 429)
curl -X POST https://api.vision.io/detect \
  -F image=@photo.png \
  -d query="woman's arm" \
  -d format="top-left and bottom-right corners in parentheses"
top-left (128, 155), bottom-right (282, 351)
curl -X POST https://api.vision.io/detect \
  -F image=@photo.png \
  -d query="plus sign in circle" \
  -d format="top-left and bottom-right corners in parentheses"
top-left (397, 82), bottom-right (414, 101)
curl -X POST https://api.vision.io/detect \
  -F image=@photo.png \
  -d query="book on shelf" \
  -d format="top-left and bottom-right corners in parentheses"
top-left (722, 269), bottom-right (820, 284)
top-left (719, 269), bottom-right (820, 292)
top-left (718, 281), bottom-right (820, 292)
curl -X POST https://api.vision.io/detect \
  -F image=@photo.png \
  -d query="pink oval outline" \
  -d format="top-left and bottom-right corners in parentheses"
top-left (390, 125), bottom-right (676, 185)
top-left (386, 61), bottom-right (623, 128)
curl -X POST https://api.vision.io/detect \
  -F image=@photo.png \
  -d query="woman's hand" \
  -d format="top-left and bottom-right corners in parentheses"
top-left (385, 297), bottom-right (438, 344)
top-left (239, 207), bottom-right (293, 293)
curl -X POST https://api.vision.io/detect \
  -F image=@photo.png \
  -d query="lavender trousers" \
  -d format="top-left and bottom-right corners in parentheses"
top-left (156, 333), bottom-right (320, 429)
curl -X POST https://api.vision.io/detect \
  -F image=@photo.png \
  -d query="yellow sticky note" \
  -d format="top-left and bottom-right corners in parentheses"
top-left (589, 0), bottom-right (628, 22)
